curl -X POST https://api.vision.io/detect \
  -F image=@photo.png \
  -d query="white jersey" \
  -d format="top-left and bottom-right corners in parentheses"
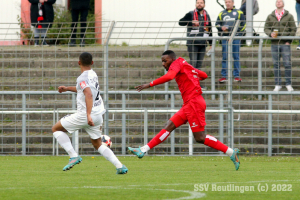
top-left (76, 69), bottom-right (105, 115)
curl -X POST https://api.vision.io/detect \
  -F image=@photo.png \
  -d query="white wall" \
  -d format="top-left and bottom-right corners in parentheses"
top-left (0, 0), bottom-right (21, 41)
top-left (103, 0), bottom-right (299, 45)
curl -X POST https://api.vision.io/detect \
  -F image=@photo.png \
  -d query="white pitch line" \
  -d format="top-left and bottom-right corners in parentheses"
top-left (128, 179), bottom-right (300, 187)
top-left (64, 186), bottom-right (206, 200)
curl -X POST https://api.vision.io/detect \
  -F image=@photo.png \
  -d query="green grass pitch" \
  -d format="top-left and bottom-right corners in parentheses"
top-left (0, 156), bottom-right (299, 200)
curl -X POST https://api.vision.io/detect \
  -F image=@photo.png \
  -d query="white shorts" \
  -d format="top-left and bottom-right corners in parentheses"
top-left (61, 112), bottom-right (103, 140)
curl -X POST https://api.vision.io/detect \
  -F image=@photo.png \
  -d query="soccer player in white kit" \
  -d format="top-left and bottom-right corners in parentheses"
top-left (52, 52), bottom-right (128, 174)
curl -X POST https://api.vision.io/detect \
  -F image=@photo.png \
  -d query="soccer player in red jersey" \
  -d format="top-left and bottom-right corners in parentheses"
top-left (128, 50), bottom-right (240, 170)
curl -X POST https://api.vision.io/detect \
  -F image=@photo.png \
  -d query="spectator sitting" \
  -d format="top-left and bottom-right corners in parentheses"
top-left (179, 0), bottom-right (212, 90)
top-left (69, 0), bottom-right (90, 47)
top-left (264, 0), bottom-right (296, 92)
top-left (216, 0), bottom-right (246, 83)
top-left (29, 0), bottom-right (56, 46)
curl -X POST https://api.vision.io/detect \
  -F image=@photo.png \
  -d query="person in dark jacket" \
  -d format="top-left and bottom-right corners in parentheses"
top-left (179, 0), bottom-right (212, 90)
top-left (29, 0), bottom-right (56, 46)
top-left (179, 0), bottom-right (212, 70)
top-left (216, 0), bottom-right (246, 83)
top-left (69, 0), bottom-right (91, 47)
top-left (264, 0), bottom-right (296, 92)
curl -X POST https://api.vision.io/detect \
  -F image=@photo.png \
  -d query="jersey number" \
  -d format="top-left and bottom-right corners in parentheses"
top-left (95, 91), bottom-right (100, 101)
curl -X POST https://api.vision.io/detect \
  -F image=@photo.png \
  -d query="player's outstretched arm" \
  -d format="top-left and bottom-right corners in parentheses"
top-left (135, 70), bottom-right (177, 92)
top-left (58, 86), bottom-right (77, 93)
top-left (135, 83), bottom-right (151, 92)
top-left (83, 87), bottom-right (94, 126)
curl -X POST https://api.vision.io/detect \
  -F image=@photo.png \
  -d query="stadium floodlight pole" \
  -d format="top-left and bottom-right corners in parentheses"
top-left (228, 20), bottom-right (240, 149)
top-left (246, 0), bottom-right (253, 46)
top-left (103, 21), bottom-right (115, 136)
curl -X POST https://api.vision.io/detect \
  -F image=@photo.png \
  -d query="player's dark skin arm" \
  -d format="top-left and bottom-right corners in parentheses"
top-left (83, 88), bottom-right (104, 150)
top-left (58, 86), bottom-right (77, 93)
top-left (83, 87), bottom-right (94, 126)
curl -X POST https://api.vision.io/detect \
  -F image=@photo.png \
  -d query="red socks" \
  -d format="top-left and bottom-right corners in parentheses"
top-left (204, 135), bottom-right (228, 153)
top-left (148, 130), bottom-right (228, 153)
top-left (148, 129), bottom-right (170, 149)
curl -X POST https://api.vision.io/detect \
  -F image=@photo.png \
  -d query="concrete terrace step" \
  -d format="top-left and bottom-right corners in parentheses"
top-left (2, 56), bottom-right (300, 69)
top-left (2, 45), bottom-right (300, 58)
top-left (1, 66), bottom-right (300, 79)
top-left (1, 134), bottom-right (300, 145)
top-left (0, 97), bottom-right (299, 111)
top-left (1, 120), bottom-right (299, 134)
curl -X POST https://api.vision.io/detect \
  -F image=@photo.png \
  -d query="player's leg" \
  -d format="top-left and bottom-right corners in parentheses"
top-left (52, 116), bottom-right (82, 171)
top-left (186, 96), bottom-right (240, 170)
top-left (86, 116), bottom-right (128, 174)
top-left (193, 131), bottom-right (230, 154)
top-left (128, 109), bottom-right (187, 158)
top-left (52, 121), bottom-right (78, 158)
top-left (193, 131), bottom-right (240, 170)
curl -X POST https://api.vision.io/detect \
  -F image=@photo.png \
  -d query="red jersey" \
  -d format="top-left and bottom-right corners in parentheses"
top-left (150, 57), bottom-right (208, 103)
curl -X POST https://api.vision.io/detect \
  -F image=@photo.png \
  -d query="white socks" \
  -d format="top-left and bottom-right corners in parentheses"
top-left (226, 148), bottom-right (234, 157)
top-left (54, 131), bottom-right (123, 169)
top-left (140, 145), bottom-right (150, 153)
top-left (53, 131), bottom-right (78, 158)
top-left (98, 145), bottom-right (123, 169)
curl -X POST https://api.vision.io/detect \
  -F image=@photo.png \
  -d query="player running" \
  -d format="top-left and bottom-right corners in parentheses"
top-left (52, 52), bottom-right (128, 174)
top-left (128, 50), bottom-right (240, 170)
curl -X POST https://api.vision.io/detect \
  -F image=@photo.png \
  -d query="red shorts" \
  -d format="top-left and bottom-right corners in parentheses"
top-left (170, 95), bottom-right (206, 132)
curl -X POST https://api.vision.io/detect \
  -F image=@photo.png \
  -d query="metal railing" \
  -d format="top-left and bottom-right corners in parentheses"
top-left (1, 90), bottom-right (300, 156)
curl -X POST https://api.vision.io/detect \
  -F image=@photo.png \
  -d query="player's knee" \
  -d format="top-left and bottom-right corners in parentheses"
top-left (195, 138), bottom-right (205, 144)
top-left (164, 120), bottom-right (176, 132)
top-left (194, 133), bottom-right (206, 144)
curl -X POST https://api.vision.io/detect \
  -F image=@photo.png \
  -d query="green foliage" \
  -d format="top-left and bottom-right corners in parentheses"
top-left (121, 42), bottom-right (129, 47)
top-left (4, 117), bottom-right (12, 122)
top-left (156, 69), bottom-right (165, 76)
top-left (48, 86), bottom-right (55, 90)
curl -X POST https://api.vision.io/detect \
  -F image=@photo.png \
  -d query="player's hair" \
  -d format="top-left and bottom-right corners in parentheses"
top-left (79, 52), bottom-right (93, 66)
top-left (162, 50), bottom-right (176, 59)
top-left (196, 0), bottom-right (205, 3)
